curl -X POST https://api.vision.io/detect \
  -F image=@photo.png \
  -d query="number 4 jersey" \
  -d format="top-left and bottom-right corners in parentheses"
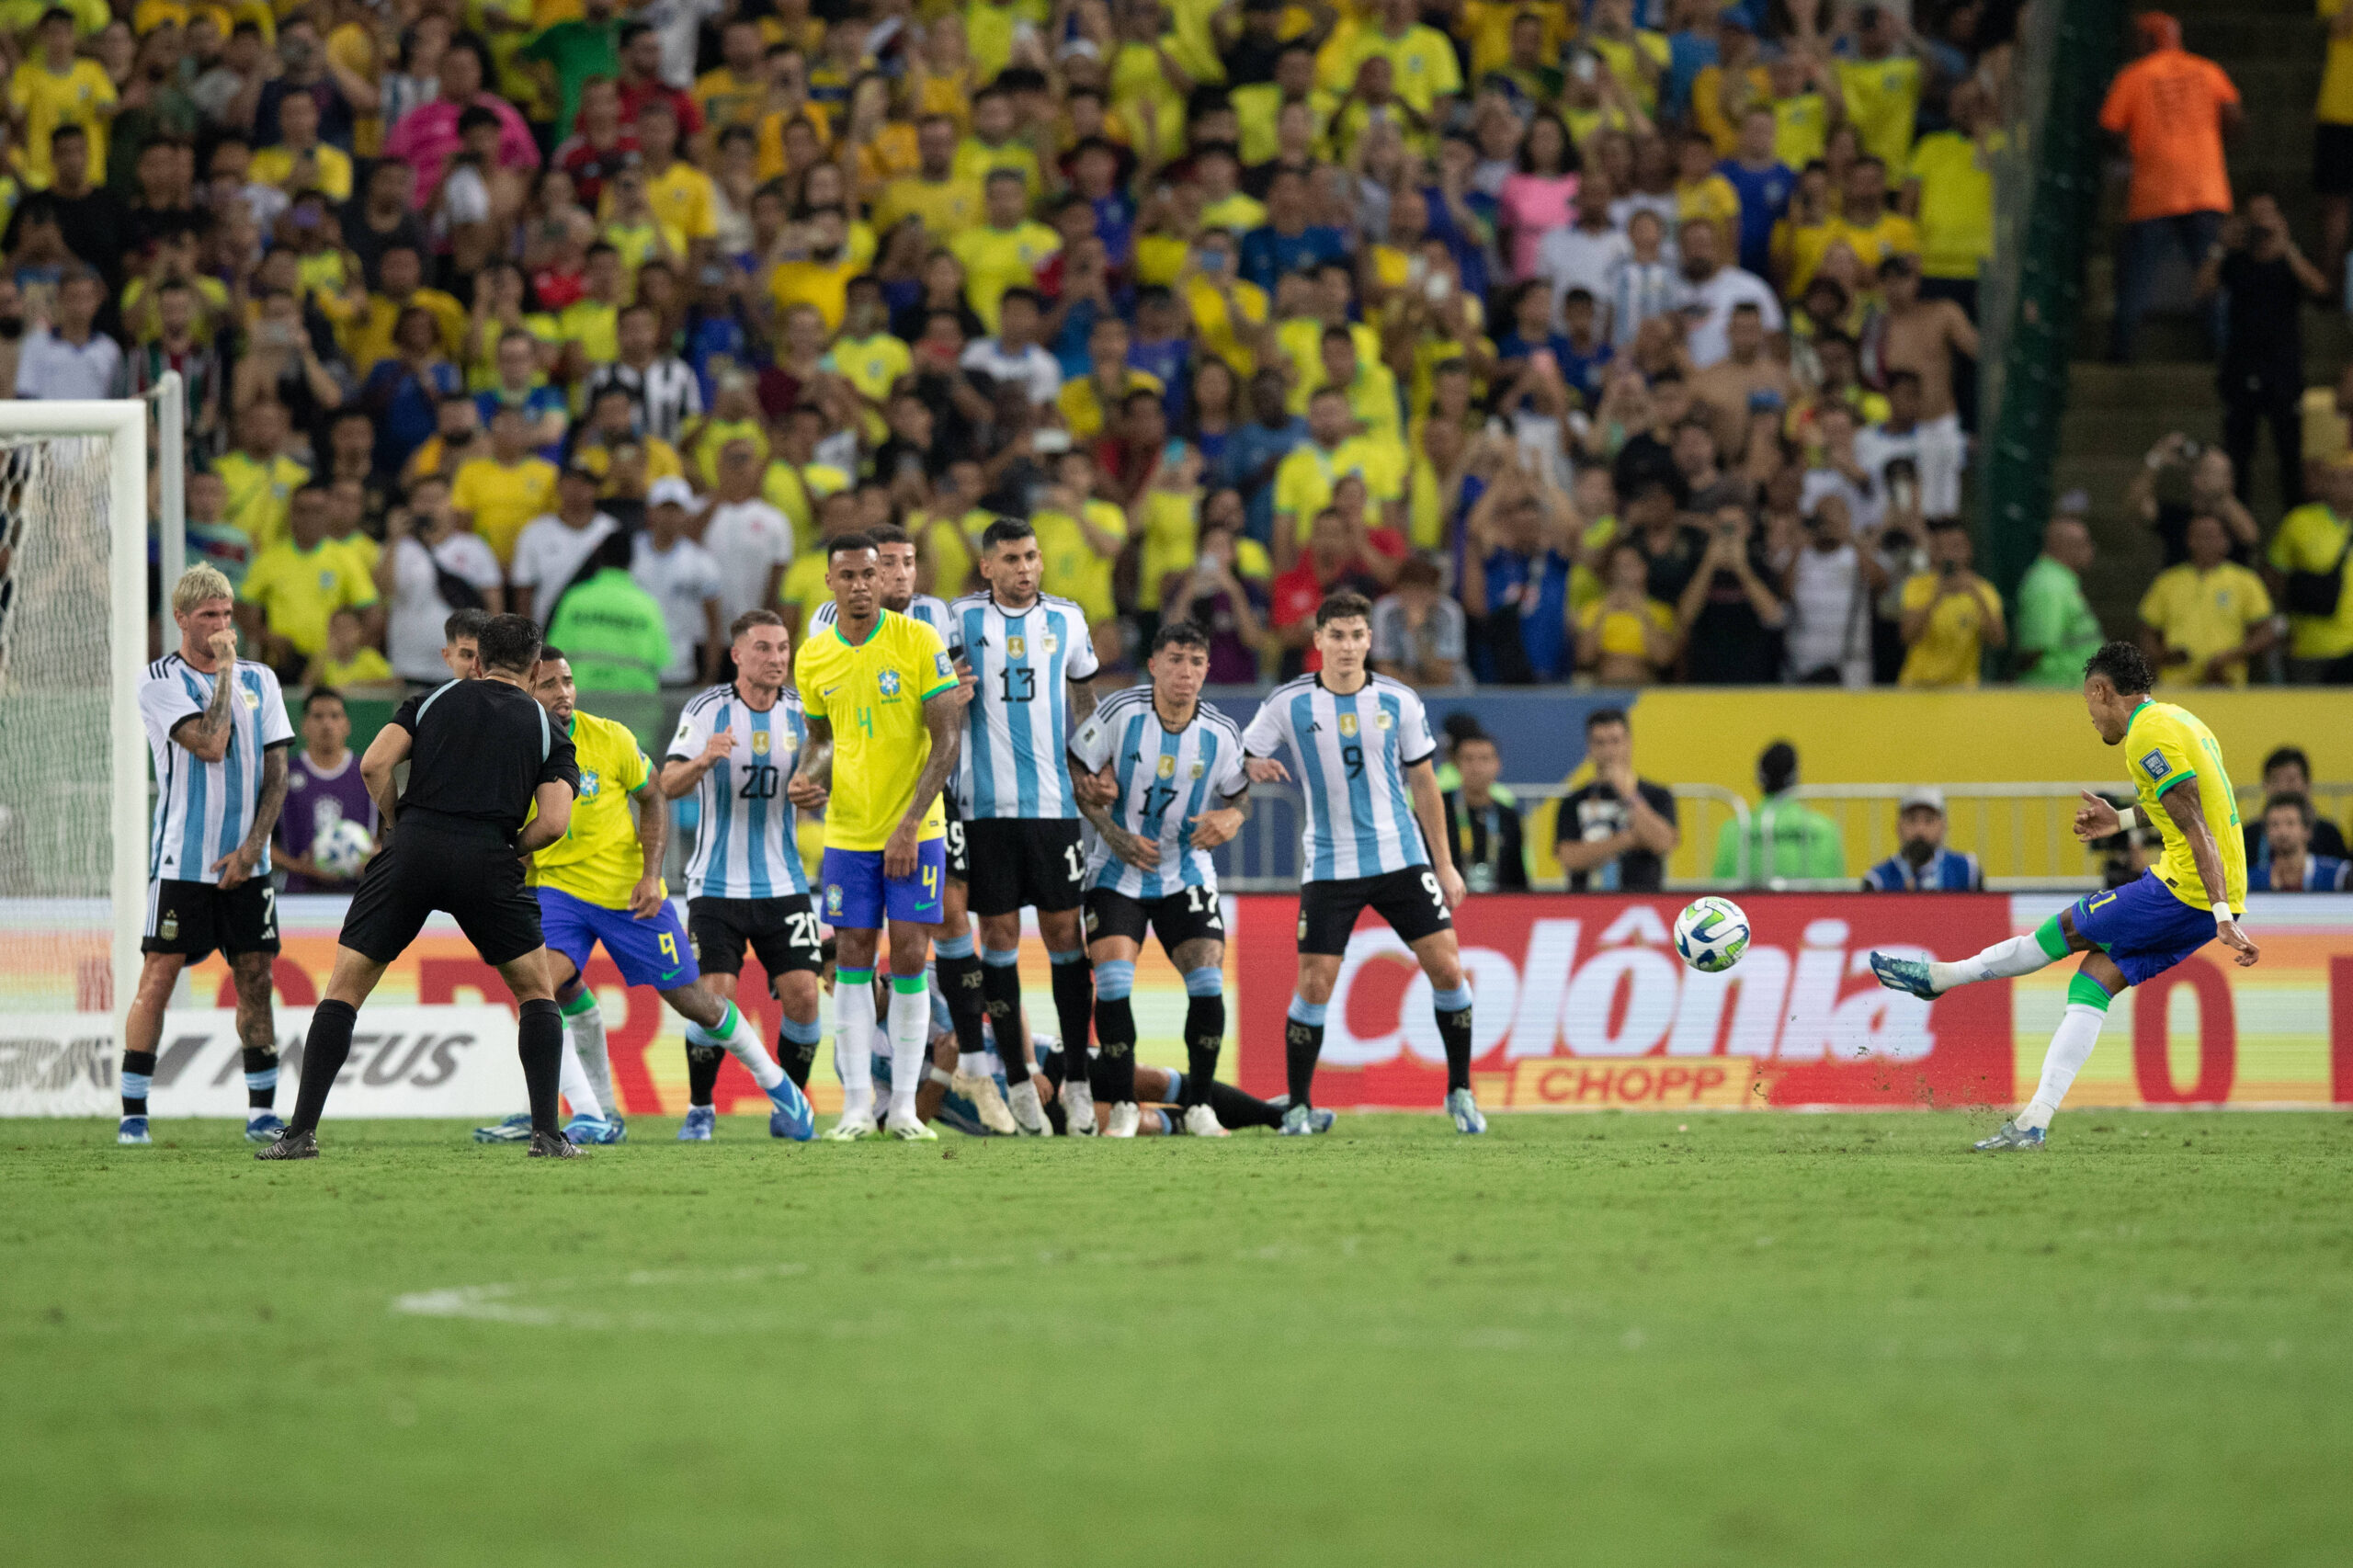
top-left (666, 684), bottom-right (812, 899)
top-left (1068, 687), bottom-right (1248, 900)
top-left (1241, 674), bottom-right (1438, 883)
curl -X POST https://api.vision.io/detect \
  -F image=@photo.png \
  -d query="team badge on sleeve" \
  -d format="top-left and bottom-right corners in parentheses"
top-left (2141, 751), bottom-right (2166, 779)
top-left (935, 651), bottom-right (952, 677)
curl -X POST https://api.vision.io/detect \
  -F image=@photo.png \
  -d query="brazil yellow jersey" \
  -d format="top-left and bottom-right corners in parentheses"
top-left (794, 609), bottom-right (957, 852)
top-left (532, 709), bottom-right (660, 907)
top-left (947, 220), bottom-right (1062, 334)
top-left (2121, 699), bottom-right (2246, 912)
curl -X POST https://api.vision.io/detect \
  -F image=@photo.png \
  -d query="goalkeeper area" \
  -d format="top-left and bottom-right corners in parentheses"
top-left (7, 1112), bottom-right (2350, 1565)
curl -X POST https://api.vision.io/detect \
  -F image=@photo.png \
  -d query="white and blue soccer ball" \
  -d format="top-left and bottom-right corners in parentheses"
top-left (1673, 896), bottom-right (1750, 973)
top-left (313, 817), bottom-right (375, 879)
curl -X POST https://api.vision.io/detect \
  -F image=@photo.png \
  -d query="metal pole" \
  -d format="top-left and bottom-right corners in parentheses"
top-left (153, 371), bottom-right (185, 591)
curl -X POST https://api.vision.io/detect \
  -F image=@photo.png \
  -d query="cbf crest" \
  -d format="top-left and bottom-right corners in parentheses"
top-left (879, 669), bottom-right (902, 696)
top-left (825, 882), bottom-right (845, 915)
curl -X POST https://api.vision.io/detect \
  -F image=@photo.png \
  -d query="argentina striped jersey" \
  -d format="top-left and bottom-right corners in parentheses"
top-left (665, 684), bottom-right (812, 899)
top-left (811, 593), bottom-right (957, 648)
top-left (1240, 674), bottom-right (1438, 882)
top-left (949, 592), bottom-right (1099, 819)
top-left (138, 653), bottom-right (295, 881)
top-left (1067, 687), bottom-right (1247, 900)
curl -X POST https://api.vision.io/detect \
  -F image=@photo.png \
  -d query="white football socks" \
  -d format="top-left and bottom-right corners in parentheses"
top-left (708, 1002), bottom-right (785, 1092)
top-left (2018, 1004), bottom-right (2107, 1132)
top-left (835, 979), bottom-right (878, 1120)
top-left (565, 995), bottom-right (618, 1115)
top-left (887, 978), bottom-right (929, 1118)
top-left (1928, 934), bottom-right (2059, 994)
top-left (557, 1039), bottom-right (604, 1121)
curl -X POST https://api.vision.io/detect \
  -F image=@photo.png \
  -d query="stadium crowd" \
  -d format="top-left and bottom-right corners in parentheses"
top-left (0, 0), bottom-right (2056, 690)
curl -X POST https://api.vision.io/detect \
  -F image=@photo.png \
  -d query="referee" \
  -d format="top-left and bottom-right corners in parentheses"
top-left (258, 614), bottom-right (584, 1161)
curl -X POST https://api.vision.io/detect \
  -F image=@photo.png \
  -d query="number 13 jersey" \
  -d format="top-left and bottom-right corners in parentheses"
top-left (949, 592), bottom-right (1099, 819)
top-left (666, 685), bottom-right (811, 899)
top-left (1241, 674), bottom-right (1438, 883)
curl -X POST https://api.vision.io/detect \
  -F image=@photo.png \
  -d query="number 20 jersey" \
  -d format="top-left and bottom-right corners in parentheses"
top-left (1068, 687), bottom-right (1247, 900)
top-left (949, 592), bottom-right (1100, 820)
top-left (1241, 674), bottom-right (1438, 883)
top-left (666, 686), bottom-right (811, 899)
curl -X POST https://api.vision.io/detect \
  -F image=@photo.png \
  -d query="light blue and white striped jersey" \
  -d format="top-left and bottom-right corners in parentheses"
top-left (1068, 687), bottom-right (1247, 900)
top-left (138, 653), bottom-right (296, 881)
top-left (949, 592), bottom-right (1099, 819)
top-left (811, 593), bottom-right (957, 649)
top-left (1240, 674), bottom-right (1438, 882)
top-left (665, 683), bottom-right (811, 899)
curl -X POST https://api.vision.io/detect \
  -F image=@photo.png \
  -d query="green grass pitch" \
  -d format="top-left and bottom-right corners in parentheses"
top-left (6, 1111), bottom-right (2350, 1566)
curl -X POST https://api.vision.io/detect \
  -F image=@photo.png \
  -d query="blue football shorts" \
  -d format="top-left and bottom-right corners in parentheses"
top-left (2069, 870), bottom-right (2223, 987)
top-left (537, 885), bottom-right (699, 990)
top-left (819, 840), bottom-right (947, 930)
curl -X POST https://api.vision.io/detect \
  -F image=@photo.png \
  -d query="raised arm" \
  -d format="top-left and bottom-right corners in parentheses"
top-left (2154, 774), bottom-right (2257, 967)
top-left (172, 637), bottom-right (245, 762)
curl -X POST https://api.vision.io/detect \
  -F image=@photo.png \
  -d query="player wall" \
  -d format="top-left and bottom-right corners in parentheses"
top-left (1230, 893), bottom-right (2353, 1111)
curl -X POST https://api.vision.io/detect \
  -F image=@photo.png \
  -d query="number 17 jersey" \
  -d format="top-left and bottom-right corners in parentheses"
top-left (665, 684), bottom-right (811, 899)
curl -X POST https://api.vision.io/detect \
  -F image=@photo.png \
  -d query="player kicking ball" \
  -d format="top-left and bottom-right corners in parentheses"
top-left (1241, 590), bottom-right (1483, 1135)
top-left (523, 648), bottom-right (813, 1142)
top-left (1068, 622), bottom-right (1251, 1137)
top-left (1870, 642), bottom-right (2257, 1149)
top-left (791, 532), bottom-right (964, 1140)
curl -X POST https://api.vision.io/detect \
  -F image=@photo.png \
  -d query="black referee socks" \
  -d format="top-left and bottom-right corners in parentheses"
top-left (288, 1001), bottom-right (358, 1134)
top-left (517, 998), bottom-right (563, 1136)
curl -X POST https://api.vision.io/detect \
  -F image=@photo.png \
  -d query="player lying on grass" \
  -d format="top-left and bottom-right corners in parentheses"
top-left (1240, 589), bottom-right (1484, 1136)
top-left (1870, 641), bottom-right (2257, 1150)
top-left (1069, 621), bottom-right (1250, 1136)
top-left (511, 648), bottom-right (812, 1146)
top-left (792, 531), bottom-right (964, 1141)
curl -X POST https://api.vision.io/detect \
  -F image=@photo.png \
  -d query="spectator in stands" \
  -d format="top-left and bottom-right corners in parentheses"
top-left (1781, 492), bottom-right (1882, 687)
top-left (1867, 259), bottom-right (1974, 517)
top-left (2266, 453), bottom-right (2353, 683)
top-left (238, 483), bottom-right (381, 682)
top-left (1557, 706), bottom-right (1679, 892)
top-left (1461, 466), bottom-right (1578, 683)
top-left (1575, 539), bottom-right (1681, 686)
top-left (2248, 794), bottom-right (2353, 891)
top-left (1270, 504), bottom-right (1390, 678)
top-left (1860, 786), bottom-right (1984, 891)
top-left (1904, 80), bottom-right (1996, 324)
top-left (1835, 5), bottom-right (1922, 172)
top-left (2129, 435), bottom-right (2259, 562)
top-left (451, 403), bottom-right (559, 569)
top-left (2196, 192), bottom-right (2331, 509)
top-left (1675, 503), bottom-right (1788, 684)
top-left (1676, 213), bottom-right (1781, 368)
top-left (1440, 730), bottom-right (1527, 893)
top-left (2314, 0), bottom-right (2353, 285)
top-left (2013, 514), bottom-right (2107, 686)
top-left (507, 468), bottom-right (620, 623)
top-left (2138, 512), bottom-right (2279, 687)
top-left (2246, 748), bottom-right (2349, 866)
top-left (1897, 522), bottom-right (2004, 687)
top-left (16, 264), bottom-right (119, 399)
top-left (376, 476), bottom-right (504, 688)
top-left (1712, 739), bottom-right (1845, 883)
top-left (2099, 12), bottom-right (2241, 362)
top-left (631, 477), bottom-right (725, 687)
top-left (1371, 556), bottom-right (1468, 689)
top-left (1163, 515), bottom-right (1269, 684)
top-left (1538, 172), bottom-right (1630, 326)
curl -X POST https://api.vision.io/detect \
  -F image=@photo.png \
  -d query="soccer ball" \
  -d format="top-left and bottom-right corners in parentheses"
top-left (313, 818), bottom-right (374, 879)
top-left (1673, 897), bottom-right (1750, 973)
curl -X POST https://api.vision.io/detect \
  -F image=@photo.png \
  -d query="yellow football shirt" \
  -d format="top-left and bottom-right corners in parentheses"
top-left (1183, 275), bottom-right (1269, 375)
top-left (1058, 368), bottom-right (1165, 441)
top-left (693, 65), bottom-right (766, 130)
top-left (2120, 699), bottom-right (2246, 911)
top-left (214, 451), bottom-right (311, 553)
top-left (765, 460), bottom-right (851, 555)
top-left (1279, 317), bottom-right (1384, 414)
top-left (793, 609), bottom-right (957, 851)
top-left (9, 59), bottom-right (115, 187)
top-left (1836, 54), bottom-right (1923, 169)
top-left (1032, 500), bottom-right (1129, 622)
top-left (240, 537), bottom-right (380, 657)
top-left (2325, 0), bottom-right (2353, 125)
top-left (2265, 502), bottom-right (2353, 659)
top-left (1896, 572), bottom-right (2001, 688)
top-left (532, 709), bottom-right (663, 909)
top-left (2137, 562), bottom-right (2274, 688)
top-left (874, 175), bottom-right (984, 240)
top-left (1340, 23), bottom-right (1462, 115)
top-left (643, 160), bottom-right (718, 243)
top-left (1273, 436), bottom-right (1404, 541)
top-left (250, 141), bottom-right (354, 200)
top-left (947, 221), bottom-right (1062, 333)
top-left (950, 136), bottom-right (1043, 202)
top-left (451, 455), bottom-right (559, 564)
top-left (1904, 130), bottom-right (1995, 280)
top-left (1773, 93), bottom-right (1829, 169)
top-left (767, 254), bottom-right (858, 332)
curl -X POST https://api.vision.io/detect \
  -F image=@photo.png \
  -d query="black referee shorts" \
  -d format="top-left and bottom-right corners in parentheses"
top-left (963, 818), bottom-right (1085, 917)
top-left (340, 824), bottom-right (543, 967)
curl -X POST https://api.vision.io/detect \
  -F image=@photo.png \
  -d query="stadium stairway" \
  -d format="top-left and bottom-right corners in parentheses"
top-left (2049, 0), bottom-right (2348, 637)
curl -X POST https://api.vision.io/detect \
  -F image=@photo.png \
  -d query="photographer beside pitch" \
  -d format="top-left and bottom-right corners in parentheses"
top-left (1870, 642), bottom-right (2258, 1150)
top-left (259, 615), bottom-right (583, 1160)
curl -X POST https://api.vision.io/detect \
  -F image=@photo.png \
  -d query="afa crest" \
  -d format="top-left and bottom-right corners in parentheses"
top-left (1040, 631), bottom-right (1059, 654)
top-left (1338, 713), bottom-right (1358, 737)
top-left (1374, 710), bottom-right (1392, 730)
top-left (240, 686), bottom-right (261, 709)
top-left (1189, 760), bottom-right (1205, 778)
top-left (1156, 755), bottom-right (1176, 778)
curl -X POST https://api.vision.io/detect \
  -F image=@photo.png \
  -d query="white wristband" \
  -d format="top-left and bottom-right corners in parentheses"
top-left (2212, 903), bottom-right (2234, 926)
top-left (2113, 806), bottom-right (2139, 832)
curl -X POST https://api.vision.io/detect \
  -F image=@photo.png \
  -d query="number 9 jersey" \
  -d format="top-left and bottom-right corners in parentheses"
top-left (666, 685), bottom-right (812, 899)
top-left (1241, 674), bottom-right (1438, 883)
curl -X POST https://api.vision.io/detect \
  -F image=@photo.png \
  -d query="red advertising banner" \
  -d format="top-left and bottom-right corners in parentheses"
top-left (1232, 893), bottom-right (2017, 1109)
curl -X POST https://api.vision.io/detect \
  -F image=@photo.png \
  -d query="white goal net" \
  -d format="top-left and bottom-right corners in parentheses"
top-left (0, 403), bottom-right (151, 1053)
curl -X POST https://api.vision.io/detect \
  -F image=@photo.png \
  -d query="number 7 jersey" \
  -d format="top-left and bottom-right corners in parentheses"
top-left (666, 685), bottom-right (812, 899)
top-left (949, 592), bottom-right (1100, 819)
top-left (1241, 674), bottom-right (1438, 883)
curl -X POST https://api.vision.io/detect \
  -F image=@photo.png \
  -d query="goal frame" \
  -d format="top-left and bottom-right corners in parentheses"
top-left (2, 397), bottom-right (151, 1034)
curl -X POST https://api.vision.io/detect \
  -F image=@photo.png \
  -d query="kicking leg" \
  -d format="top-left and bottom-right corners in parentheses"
top-left (665, 976), bottom-right (813, 1142)
top-left (1876, 912), bottom-right (2078, 999)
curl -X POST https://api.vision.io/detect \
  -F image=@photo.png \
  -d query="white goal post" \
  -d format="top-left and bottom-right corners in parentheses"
top-left (0, 396), bottom-right (151, 1045)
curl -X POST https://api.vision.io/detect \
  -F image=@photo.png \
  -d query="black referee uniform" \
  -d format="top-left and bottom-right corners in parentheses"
top-left (270, 667), bottom-right (581, 1156)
